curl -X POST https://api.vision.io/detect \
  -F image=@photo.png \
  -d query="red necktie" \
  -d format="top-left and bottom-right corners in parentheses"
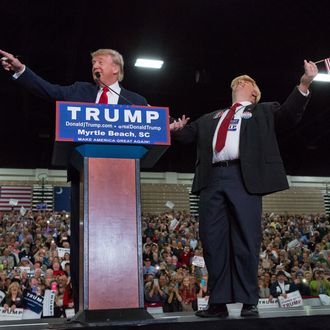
top-left (98, 87), bottom-right (109, 104)
top-left (215, 102), bottom-right (241, 152)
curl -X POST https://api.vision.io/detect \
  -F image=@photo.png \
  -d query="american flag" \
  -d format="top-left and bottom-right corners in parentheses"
top-left (325, 58), bottom-right (330, 74)
top-left (0, 186), bottom-right (32, 211)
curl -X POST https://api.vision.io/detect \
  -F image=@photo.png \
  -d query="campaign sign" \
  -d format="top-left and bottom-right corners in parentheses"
top-left (278, 290), bottom-right (303, 308)
top-left (0, 307), bottom-right (23, 321)
top-left (43, 290), bottom-right (55, 317)
top-left (23, 291), bottom-right (44, 314)
top-left (57, 247), bottom-right (70, 258)
top-left (197, 296), bottom-right (209, 310)
top-left (192, 256), bottom-right (206, 268)
top-left (56, 102), bottom-right (170, 146)
top-left (258, 298), bottom-right (279, 308)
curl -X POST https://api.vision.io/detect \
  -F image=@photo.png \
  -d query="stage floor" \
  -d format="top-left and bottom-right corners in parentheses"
top-left (153, 303), bottom-right (330, 321)
top-left (0, 305), bottom-right (330, 330)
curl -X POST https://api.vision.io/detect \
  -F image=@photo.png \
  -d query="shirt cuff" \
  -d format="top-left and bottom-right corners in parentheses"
top-left (12, 65), bottom-right (26, 79)
top-left (298, 87), bottom-right (309, 97)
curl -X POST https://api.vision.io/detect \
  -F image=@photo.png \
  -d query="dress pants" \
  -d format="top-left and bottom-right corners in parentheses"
top-left (198, 163), bottom-right (262, 305)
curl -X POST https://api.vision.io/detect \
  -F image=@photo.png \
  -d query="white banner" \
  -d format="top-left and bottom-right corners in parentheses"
top-left (278, 290), bottom-right (303, 308)
top-left (192, 256), bottom-right (205, 268)
top-left (319, 294), bottom-right (330, 305)
top-left (197, 296), bottom-right (209, 310)
top-left (20, 206), bottom-right (27, 216)
top-left (43, 289), bottom-right (55, 317)
top-left (258, 298), bottom-right (279, 308)
top-left (287, 239), bottom-right (300, 250)
top-left (57, 247), bottom-right (70, 258)
top-left (9, 199), bottom-right (18, 206)
top-left (146, 307), bottom-right (163, 314)
top-left (0, 307), bottom-right (23, 321)
top-left (165, 201), bottom-right (175, 210)
top-left (19, 266), bottom-right (31, 273)
top-left (169, 218), bottom-right (179, 231)
top-left (65, 308), bottom-right (76, 319)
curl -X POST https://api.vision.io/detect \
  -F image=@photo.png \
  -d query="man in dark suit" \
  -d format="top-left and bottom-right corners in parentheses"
top-left (269, 271), bottom-right (298, 299)
top-left (170, 60), bottom-right (318, 317)
top-left (0, 47), bottom-right (148, 312)
top-left (0, 48), bottom-right (147, 105)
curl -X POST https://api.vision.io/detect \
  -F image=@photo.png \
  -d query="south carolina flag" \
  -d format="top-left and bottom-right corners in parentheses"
top-left (53, 186), bottom-right (71, 212)
top-left (325, 58), bottom-right (330, 74)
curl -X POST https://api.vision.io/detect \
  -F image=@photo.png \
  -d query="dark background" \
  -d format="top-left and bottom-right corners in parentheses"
top-left (1, 0), bottom-right (330, 175)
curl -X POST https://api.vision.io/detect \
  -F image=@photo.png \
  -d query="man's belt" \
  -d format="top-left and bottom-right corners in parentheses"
top-left (212, 159), bottom-right (240, 167)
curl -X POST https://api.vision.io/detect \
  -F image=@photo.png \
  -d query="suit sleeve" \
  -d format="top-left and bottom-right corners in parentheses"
top-left (274, 86), bottom-right (311, 131)
top-left (14, 67), bottom-right (74, 100)
top-left (269, 283), bottom-right (279, 298)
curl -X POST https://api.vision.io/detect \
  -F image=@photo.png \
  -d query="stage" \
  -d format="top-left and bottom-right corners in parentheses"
top-left (1, 305), bottom-right (330, 330)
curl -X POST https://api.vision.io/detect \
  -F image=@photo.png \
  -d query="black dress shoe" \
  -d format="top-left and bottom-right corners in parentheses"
top-left (195, 304), bottom-right (228, 318)
top-left (240, 304), bottom-right (259, 317)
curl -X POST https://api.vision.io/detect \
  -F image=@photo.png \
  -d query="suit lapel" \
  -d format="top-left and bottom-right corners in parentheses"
top-left (118, 87), bottom-right (131, 105)
top-left (210, 114), bottom-right (220, 133)
top-left (210, 109), bottom-right (225, 131)
top-left (240, 104), bottom-right (256, 137)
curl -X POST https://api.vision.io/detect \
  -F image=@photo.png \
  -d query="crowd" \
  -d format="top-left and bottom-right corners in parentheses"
top-left (1, 208), bottom-right (330, 317)
top-left (142, 211), bottom-right (330, 312)
top-left (0, 210), bottom-right (73, 317)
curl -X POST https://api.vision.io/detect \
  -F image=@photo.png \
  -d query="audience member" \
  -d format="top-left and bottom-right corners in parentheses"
top-left (1, 281), bottom-right (23, 311)
top-left (269, 271), bottom-right (298, 299)
top-left (310, 268), bottom-right (330, 296)
top-left (294, 270), bottom-right (311, 297)
top-left (178, 276), bottom-right (197, 312)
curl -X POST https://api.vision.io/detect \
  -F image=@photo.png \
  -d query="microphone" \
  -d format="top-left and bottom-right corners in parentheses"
top-left (94, 72), bottom-right (133, 105)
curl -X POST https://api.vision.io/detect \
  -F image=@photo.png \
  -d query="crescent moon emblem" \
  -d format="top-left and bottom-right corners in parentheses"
top-left (55, 187), bottom-right (63, 194)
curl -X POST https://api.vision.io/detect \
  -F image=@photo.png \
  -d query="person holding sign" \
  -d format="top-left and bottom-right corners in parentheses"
top-left (269, 271), bottom-right (298, 300)
top-left (170, 60), bottom-right (318, 318)
top-left (2, 282), bottom-right (23, 311)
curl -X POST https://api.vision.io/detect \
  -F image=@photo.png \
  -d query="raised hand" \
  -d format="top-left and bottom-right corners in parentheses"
top-left (0, 49), bottom-right (25, 72)
top-left (299, 60), bottom-right (318, 93)
top-left (170, 115), bottom-right (190, 131)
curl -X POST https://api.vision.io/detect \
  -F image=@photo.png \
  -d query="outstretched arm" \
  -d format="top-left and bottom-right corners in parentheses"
top-left (0, 49), bottom-right (25, 73)
top-left (274, 60), bottom-right (319, 131)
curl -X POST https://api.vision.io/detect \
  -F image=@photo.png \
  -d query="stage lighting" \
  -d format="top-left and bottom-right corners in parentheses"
top-left (134, 58), bottom-right (164, 69)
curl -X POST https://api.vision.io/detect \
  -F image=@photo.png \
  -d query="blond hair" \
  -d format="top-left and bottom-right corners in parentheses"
top-left (231, 75), bottom-right (261, 103)
top-left (7, 281), bottom-right (22, 295)
top-left (91, 49), bottom-right (124, 81)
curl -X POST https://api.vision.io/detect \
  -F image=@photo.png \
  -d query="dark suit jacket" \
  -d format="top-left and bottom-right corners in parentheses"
top-left (270, 281), bottom-right (298, 298)
top-left (172, 87), bottom-right (311, 195)
top-left (15, 67), bottom-right (148, 106)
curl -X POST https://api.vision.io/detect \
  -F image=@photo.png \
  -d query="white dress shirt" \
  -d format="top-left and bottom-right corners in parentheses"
top-left (212, 101), bottom-right (251, 162)
top-left (95, 81), bottom-right (121, 104)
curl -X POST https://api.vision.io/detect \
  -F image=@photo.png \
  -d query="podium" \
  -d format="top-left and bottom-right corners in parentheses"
top-left (52, 102), bottom-right (170, 322)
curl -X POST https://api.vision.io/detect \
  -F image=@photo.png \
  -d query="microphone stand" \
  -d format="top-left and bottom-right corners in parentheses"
top-left (94, 73), bottom-right (133, 105)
